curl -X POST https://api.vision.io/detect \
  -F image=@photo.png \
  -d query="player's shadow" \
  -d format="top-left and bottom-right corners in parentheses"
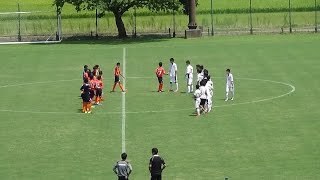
top-left (189, 114), bottom-right (198, 117)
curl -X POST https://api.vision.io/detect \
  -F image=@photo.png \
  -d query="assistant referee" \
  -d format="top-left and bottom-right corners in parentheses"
top-left (113, 153), bottom-right (132, 180)
top-left (149, 148), bottom-right (166, 180)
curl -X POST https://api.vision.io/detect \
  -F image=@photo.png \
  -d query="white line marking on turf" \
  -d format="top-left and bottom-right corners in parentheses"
top-left (122, 47), bottom-right (126, 153)
top-left (0, 77), bottom-right (295, 115)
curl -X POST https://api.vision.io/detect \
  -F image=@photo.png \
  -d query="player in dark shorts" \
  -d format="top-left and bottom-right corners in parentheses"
top-left (155, 62), bottom-right (167, 92)
top-left (113, 153), bottom-right (133, 180)
top-left (149, 148), bottom-right (166, 180)
top-left (80, 79), bottom-right (92, 113)
top-left (111, 62), bottom-right (125, 92)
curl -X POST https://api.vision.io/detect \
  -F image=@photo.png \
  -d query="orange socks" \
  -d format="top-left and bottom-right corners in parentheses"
top-left (82, 102), bottom-right (86, 112)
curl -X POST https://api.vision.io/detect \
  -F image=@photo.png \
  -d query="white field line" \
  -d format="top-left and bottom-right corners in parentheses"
top-left (122, 47), bottom-right (127, 153)
top-left (0, 77), bottom-right (295, 115)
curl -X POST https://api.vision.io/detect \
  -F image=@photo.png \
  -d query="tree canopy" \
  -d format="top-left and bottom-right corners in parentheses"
top-left (54, 0), bottom-right (196, 37)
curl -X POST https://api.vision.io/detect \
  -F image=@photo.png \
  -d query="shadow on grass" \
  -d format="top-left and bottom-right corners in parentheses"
top-left (59, 34), bottom-right (175, 45)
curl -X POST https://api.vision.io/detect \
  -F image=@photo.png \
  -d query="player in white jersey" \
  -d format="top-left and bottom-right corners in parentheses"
top-left (199, 80), bottom-right (208, 113)
top-left (185, 60), bottom-right (193, 93)
top-left (169, 58), bottom-right (179, 92)
top-left (225, 68), bottom-right (234, 101)
top-left (193, 85), bottom-right (201, 116)
top-left (196, 65), bottom-right (204, 85)
top-left (205, 76), bottom-right (214, 112)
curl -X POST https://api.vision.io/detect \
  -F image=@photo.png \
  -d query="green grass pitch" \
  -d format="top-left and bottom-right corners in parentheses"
top-left (0, 34), bottom-right (320, 180)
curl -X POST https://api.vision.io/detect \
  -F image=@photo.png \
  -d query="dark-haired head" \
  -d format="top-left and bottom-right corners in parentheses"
top-left (226, 69), bottom-right (230, 72)
top-left (152, 148), bottom-right (158, 155)
top-left (159, 62), bottom-right (163, 67)
top-left (117, 62), bottom-right (121, 66)
top-left (170, 58), bottom-right (174, 62)
top-left (186, 60), bottom-right (190, 65)
top-left (121, 153), bottom-right (127, 160)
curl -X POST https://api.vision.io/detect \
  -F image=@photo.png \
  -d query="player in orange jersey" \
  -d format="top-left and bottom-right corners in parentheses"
top-left (155, 62), bottom-right (168, 92)
top-left (95, 75), bottom-right (103, 105)
top-left (89, 73), bottom-right (96, 103)
top-left (111, 62), bottom-right (125, 92)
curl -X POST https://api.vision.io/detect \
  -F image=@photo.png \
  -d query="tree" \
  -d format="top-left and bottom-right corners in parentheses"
top-left (55, 0), bottom-right (188, 38)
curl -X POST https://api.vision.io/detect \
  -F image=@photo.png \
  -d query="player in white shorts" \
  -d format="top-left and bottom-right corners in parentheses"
top-left (225, 68), bottom-right (234, 101)
top-left (193, 85), bottom-right (201, 116)
top-left (169, 58), bottom-right (178, 92)
top-left (205, 76), bottom-right (214, 112)
top-left (185, 60), bottom-right (193, 93)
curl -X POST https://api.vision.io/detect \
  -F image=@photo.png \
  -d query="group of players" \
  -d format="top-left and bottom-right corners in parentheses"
top-left (80, 59), bottom-right (234, 115)
top-left (80, 65), bottom-right (104, 113)
top-left (80, 63), bottom-right (126, 113)
top-left (155, 58), bottom-right (234, 116)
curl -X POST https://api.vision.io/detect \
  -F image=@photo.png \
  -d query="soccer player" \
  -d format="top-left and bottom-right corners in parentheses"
top-left (80, 79), bottom-right (92, 113)
top-left (199, 80), bottom-right (208, 113)
top-left (206, 75), bottom-right (214, 112)
top-left (196, 65), bottom-right (204, 85)
top-left (155, 62), bottom-right (167, 92)
top-left (95, 75), bottom-right (103, 105)
top-left (193, 85), bottom-right (201, 116)
top-left (89, 74), bottom-right (96, 103)
top-left (83, 69), bottom-right (89, 82)
top-left (149, 148), bottom-right (166, 180)
top-left (225, 68), bottom-right (234, 101)
top-left (111, 62), bottom-right (125, 92)
top-left (185, 60), bottom-right (193, 93)
top-left (113, 153), bottom-right (133, 180)
top-left (169, 58), bottom-right (178, 92)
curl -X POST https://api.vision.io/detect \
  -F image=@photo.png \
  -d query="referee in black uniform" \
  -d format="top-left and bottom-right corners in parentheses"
top-left (149, 148), bottom-right (166, 180)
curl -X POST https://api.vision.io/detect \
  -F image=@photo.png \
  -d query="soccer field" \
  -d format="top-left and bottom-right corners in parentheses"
top-left (0, 35), bottom-right (320, 180)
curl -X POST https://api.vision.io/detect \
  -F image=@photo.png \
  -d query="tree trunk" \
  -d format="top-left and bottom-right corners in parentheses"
top-left (113, 12), bottom-right (127, 38)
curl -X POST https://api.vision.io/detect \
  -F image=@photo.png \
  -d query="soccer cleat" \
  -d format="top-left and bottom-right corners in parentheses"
top-left (225, 98), bottom-right (228, 102)
top-left (174, 89), bottom-right (179, 92)
top-left (87, 111), bottom-right (92, 114)
top-left (231, 98), bottom-right (234, 101)
top-left (84, 111), bottom-right (88, 114)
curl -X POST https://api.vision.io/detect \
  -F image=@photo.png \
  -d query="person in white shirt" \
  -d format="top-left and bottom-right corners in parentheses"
top-left (193, 85), bottom-right (201, 116)
top-left (185, 60), bottom-right (193, 93)
top-left (205, 76), bottom-right (214, 112)
top-left (199, 80), bottom-right (207, 113)
top-left (225, 68), bottom-right (234, 101)
top-left (169, 58), bottom-right (178, 92)
top-left (196, 65), bottom-right (204, 85)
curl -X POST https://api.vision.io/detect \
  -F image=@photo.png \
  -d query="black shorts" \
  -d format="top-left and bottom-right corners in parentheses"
top-left (157, 77), bottom-right (163, 84)
top-left (96, 88), bottom-right (102, 97)
top-left (200, 99), bottom-right (207, 106)
top-left (81, 93), bottom-right (91, 102)
top-left (118, 176), bottom-right (128, 180)
top-left (89, 89), bottom-right (95, 99)
top-left (115, 75), bottom-right (120, 83)
top-left (151, 174), bottom-right (162, 180)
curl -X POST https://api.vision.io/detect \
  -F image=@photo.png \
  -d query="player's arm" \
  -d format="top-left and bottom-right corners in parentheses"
top-left (161, 158), bottom-right (166, 171)
top-left (128, 163), bottom-right (133, 175)
top-left (149, 158), bottom-right (152, 172)
top-left (113, 163), bottom-right (118, 175)
top-left (230, 75), bottom-right (234, 87)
